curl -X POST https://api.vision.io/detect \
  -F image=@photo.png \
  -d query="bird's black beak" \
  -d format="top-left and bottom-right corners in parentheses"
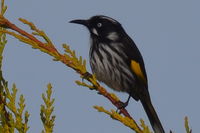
top-left (69, 19), bottom-right (89, 27)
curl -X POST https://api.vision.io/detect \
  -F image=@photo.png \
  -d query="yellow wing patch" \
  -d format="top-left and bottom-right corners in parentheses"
top-left (131, 60), bottom-right (146, 83)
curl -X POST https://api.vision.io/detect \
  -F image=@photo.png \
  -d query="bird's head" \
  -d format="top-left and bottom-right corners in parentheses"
top-left (70, 15), bottom-right (124, 41)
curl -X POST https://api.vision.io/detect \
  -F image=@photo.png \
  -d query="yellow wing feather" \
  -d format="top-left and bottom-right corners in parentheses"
top-left (131, 60), bottom-right (147, 83)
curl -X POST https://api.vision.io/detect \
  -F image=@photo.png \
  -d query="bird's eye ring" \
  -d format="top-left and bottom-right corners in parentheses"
top-left (97, 23), bottom-right (102, 28)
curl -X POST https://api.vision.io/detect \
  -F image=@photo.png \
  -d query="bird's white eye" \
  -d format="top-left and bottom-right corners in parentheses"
top-left (97, 23), bottom-right (102, 28)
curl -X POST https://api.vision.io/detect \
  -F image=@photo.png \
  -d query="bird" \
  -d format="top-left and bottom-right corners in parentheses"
top-left (70, 15), bottom-right (165, 133)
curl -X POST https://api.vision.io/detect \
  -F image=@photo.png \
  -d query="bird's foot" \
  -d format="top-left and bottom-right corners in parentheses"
top-left (116, 101), bottom-right (129, 113)
top-left (81, 72), bottom-right (96, 90)
top-left (82, 72), bottom-right (93, 82)
top-left (116, 94), bottom-right (131, 113)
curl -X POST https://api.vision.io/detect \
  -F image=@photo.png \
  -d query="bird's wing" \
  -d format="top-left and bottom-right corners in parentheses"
top-left (123, 36), bottom-right (148, 89)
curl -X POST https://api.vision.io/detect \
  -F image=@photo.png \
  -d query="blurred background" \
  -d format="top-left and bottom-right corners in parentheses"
top-left (2, 0), bottom-right (200, 133)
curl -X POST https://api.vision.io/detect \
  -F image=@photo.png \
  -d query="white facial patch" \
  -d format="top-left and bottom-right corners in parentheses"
top-left (107, 32), bottom-right (119, 41)
top-left (92, 28), bottom-right (98, 36)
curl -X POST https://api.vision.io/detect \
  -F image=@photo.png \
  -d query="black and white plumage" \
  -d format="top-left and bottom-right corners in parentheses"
top-left (70, 15), bottom-right (165, 133)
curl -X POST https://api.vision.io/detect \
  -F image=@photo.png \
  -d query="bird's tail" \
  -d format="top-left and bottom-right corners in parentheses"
top-left (140, 98), bottom-right (165, 133)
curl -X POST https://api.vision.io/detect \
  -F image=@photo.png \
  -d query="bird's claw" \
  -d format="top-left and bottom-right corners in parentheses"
top-left (82, 72), bottom-right (93, 82)
top-left (116, 101), bottom-right (129, 113)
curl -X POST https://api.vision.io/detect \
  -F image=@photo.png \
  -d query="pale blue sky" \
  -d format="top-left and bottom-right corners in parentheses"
top-left (2, 0), bottom-right (200, 133)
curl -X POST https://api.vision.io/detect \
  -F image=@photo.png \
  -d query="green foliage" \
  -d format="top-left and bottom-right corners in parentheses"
top-left (0, 1), bottom-right (30, 132)
top-left (41, 83), bottom-right (55, 133)
top-left (0, 1), bottom-right (55, 133)
top-left (0, 0), bottom-right (6, 74)
top-left (2, 84), bottom-right (30, 133)
top-left (94, 106), bottom-right (144, 133)
top-left (62, 44), bottom-right (87, 74)
top-left (185, 117), bottom-right (192, 133)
